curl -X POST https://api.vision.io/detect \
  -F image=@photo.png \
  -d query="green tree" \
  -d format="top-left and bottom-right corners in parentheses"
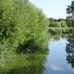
top-left (0, 0), bottom-right (49, 66)
top-left (66, 0), bottom-right (74, 27)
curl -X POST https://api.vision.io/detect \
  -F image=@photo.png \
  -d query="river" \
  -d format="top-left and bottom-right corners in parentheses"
top-left (43, 38), bottom-right (74, 74)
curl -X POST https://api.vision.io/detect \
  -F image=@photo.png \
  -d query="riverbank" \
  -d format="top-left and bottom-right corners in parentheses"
top-left (0, 48), bottom-right (48, 74)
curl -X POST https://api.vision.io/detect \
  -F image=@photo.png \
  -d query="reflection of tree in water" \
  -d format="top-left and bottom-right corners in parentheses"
top-left (65, 35), bottom-right (74, 68)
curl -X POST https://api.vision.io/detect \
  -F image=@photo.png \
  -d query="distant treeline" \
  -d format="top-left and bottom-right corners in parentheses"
top-left (48, 18), bottom-right (74, 35)
top-left (49, 18), bottom-right (66, 27)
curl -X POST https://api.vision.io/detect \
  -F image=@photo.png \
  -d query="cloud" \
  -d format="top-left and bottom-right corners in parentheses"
top-left (49, 64), bottom-right (64, 71)
top-left (71, 69), bottom-right (74, 72)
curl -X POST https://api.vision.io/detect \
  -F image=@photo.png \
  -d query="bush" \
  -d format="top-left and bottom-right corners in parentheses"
top-left (0, 0), bottom-right (49, 62)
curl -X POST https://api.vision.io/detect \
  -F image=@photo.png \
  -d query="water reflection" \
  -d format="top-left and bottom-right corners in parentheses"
top-left (65, 37), bottom-right (74, 68)
top-left (43, 37), bottom-right (74, 74)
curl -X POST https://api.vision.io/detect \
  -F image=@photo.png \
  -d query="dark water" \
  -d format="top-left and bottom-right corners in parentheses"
top-left (43, 38), bottom-right (74, 74)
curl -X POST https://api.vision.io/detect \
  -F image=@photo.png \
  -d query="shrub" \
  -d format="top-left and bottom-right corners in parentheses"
top-left (0, 0), bottom-right (49, 59)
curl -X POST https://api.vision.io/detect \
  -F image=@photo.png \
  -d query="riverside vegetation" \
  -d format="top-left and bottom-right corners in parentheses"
top-left (0, 0), bottom-right (74, 74)
top-left (0, 0), bottom-right (49, 74)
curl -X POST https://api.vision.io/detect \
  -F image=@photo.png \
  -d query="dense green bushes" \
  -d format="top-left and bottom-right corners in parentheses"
top-left (0, 0), bottom-right (49, 68)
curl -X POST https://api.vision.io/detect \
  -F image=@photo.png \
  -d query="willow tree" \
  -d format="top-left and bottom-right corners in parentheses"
top-left (0, 0), bottom-right (49, 64)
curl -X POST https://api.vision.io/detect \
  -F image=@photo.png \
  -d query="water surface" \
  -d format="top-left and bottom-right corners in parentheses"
top-left (43, 39), bottom-right (74, 74)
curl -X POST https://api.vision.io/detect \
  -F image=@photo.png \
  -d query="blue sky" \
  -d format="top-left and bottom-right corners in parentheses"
top-left (29, 0), bottom-right (72, 19)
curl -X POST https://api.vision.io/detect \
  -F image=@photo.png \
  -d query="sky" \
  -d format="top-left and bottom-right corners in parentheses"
top-left (29, 0), bottom-right (72, 19)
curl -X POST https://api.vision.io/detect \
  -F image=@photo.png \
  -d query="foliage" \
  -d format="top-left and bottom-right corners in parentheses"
top-left (66, 0), bottom-right (74, 27)
top-left (0, 0), bottom-right (49, 71)
top-left (48, 18), bottom-right (69, 35)
top-left (49, 18), bottom-right (67, 27)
